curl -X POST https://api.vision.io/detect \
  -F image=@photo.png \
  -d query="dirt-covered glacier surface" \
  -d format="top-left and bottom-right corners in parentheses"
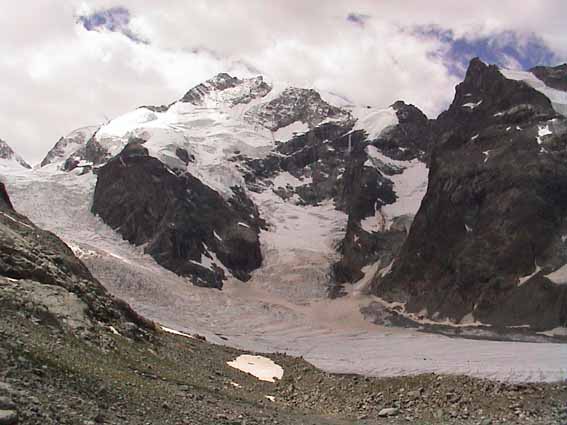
top-left (5, 167), bottom-right (567, 383)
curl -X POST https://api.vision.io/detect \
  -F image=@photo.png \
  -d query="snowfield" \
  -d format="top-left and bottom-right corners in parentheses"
top-left (352, 107), bottom-right (398, 140)
top-left (3, 165), bottom-right (566, 384)
top-left (500, 68), bottom-right (567, 116)
top-left (227, 355), bottom-right (284, 382)
top-left (362, 146), bottom-right (429, 232)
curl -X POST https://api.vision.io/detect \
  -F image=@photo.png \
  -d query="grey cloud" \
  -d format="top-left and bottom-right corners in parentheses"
top-left (1, 0), bottom-right (567, 164)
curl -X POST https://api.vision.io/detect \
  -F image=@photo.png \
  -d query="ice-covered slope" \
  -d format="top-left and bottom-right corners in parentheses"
top-left (40, 126), bottom-right (99, 168)
top-left (39, 73), bottom-right (424, 290)
top-left (0, 139), bottom-right (31, 170)
top-left (46, 74), bottom-right (355, 197)
top-left (500, 68), bottom-right (567, 116)
top-left (3, 166), bottom-right (565, 383)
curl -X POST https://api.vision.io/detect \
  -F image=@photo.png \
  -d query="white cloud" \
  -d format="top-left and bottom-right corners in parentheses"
top-left (1, 0), bottom-right (566, 164)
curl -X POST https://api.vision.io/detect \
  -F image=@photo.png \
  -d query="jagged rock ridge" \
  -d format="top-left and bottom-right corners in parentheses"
top-left (371, 58), bottom-right (567, 331)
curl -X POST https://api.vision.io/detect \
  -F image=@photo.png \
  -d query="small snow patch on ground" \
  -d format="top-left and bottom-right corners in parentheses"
top-left (161, 325), bottom-right (194, 339)
top-left (227, 355), bottom-right (284, 382)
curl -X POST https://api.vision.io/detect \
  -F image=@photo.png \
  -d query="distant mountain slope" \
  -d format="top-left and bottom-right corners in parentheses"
top-left (0, 139), bottom-right (31, 169)
top-left (41, 73), bottom-right (425, 289)
top-left (40, 126), bottom-right (99, 167)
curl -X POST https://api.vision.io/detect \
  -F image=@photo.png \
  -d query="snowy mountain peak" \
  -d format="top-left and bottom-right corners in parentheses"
top-left (0, 139), bottom-right (31, 169)
top-left (40, 126), bottom-right (99, 167)
top-left (245, 87), bottom-right (352, 131)
top-left (179, 73), bottom-right (272, 107)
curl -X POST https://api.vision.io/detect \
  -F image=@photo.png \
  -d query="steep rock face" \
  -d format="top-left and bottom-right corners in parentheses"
top-left (180, 73), bottom-right (272, 106)
top-left (92, 142), bottom-right (263, 289)
top-left (373, 101), bottom-right (434, 161)
top-left (62, 131), bottom-right (110, 172)
top-left (238, 102), bottom-right (431, 294)
top-left (243, 120), bottom-right (401, 213)
top-left (245, 88), bottom-right (351, 131)
top-left (371, 58), bottom-right (567, 331)
top-left (0, 139), bottom-right (31, 169)
top-left (332, 102), bottom-right (433, 288)
top-left (0, 182), bottom-right (152, 337)
top-left (40, 126), bottom-right (99, 168)
top-left (0, 182), bottom-right (14, 209)
top-left (243, 122), bottom-right (365, 204)
top-left (530, 64), bottom-right (567, 91)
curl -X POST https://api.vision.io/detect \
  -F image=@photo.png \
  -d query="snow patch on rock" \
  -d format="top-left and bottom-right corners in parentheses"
top-left (352, 107), bottom-right (398, 140)
top-left (227, 355), bottom-right (283, 382)
top-left (381, 160), bottom-right (428, 229)
top-left (500, 69), bottom-right (567, 116)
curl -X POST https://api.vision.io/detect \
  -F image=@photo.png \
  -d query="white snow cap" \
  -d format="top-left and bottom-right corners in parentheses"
top-left (227, 355), bottom-right (284, 382)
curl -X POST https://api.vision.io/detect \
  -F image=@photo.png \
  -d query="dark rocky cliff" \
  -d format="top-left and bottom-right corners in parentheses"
top-left (92, 141), bottom-right (263, 289)
top-left (371, 58), bottom-right (567, 331)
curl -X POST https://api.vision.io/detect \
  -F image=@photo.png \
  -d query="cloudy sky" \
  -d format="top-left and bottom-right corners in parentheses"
top-left (2, 1), bottom-right (567, 164)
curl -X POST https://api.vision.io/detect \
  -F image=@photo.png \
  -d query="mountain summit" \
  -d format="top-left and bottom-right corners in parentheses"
top-left (0, 138), bottom-right (31, 169)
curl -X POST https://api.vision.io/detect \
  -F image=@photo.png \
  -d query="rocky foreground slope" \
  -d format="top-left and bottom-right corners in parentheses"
top-left (0, 182), bottom-right (566, 425)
